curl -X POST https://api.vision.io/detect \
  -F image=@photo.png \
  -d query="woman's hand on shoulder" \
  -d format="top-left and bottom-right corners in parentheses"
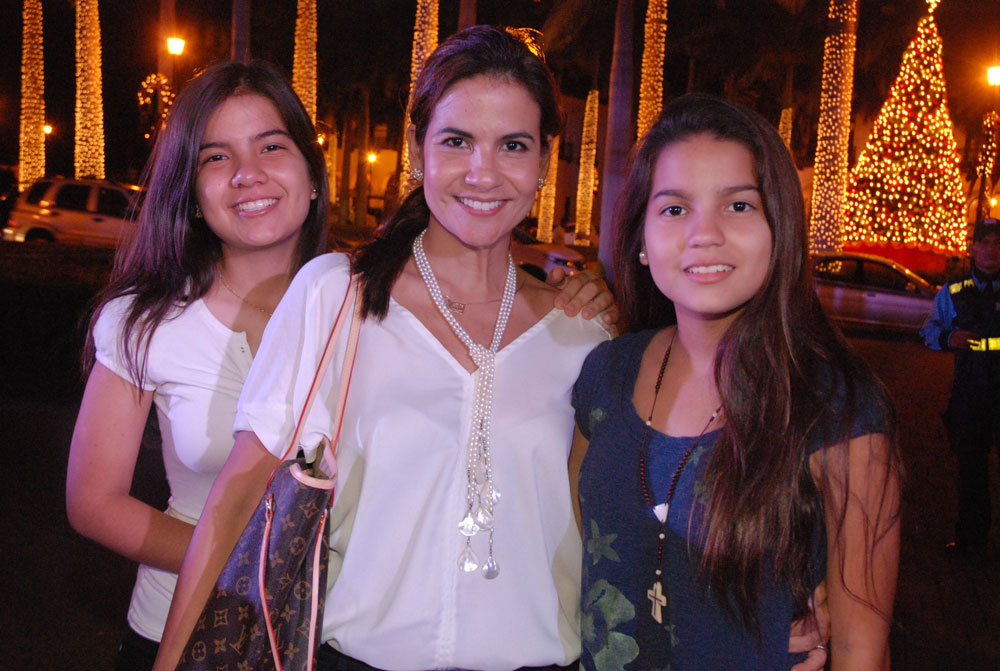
top-left (546, 267), bottom-right (618, 325)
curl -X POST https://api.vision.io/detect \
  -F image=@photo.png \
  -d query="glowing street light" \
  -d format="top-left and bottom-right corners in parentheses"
top-left (43, 124), bottom-right (52, 135)
top-left (167, 37), bottom-right (185, 55)
top-left (989, 66), bottom-right (1000, 87)
top-left (367, 153), bottom-right (377, 163)
top-left (976, 67), bottom-right (1000, 222)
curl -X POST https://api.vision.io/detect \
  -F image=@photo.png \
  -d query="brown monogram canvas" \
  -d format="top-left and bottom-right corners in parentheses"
top-left (177, 459), bottom-right (333, 671)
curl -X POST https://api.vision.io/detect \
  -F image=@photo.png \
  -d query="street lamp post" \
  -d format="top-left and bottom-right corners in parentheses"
top-left (975, 66), bottom-right (1000, 223)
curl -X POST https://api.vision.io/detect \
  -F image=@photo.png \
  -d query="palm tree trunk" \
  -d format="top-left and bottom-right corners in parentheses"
top-left (400, 0), bottom-right (439, 197)
top-left (75, 0), bottom-right (105, 179)
top-left (354, 86), bottom-right (371, 227)
top-left (809, 0), bottom-right (858, 252)
top-left (598, 0), bottom-right (635, 285)
top-left (636, 0), bottom-right (668, 141)
top-left (231, 0), bottom-right (251, 62)
top-left (458, 0), bottom-right (477, 32)
top-left (292, 0), bottom-right (318, 125)
top-left (19, 0), bottom-right (45, 190)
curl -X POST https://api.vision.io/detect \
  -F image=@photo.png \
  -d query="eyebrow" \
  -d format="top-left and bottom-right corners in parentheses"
top-left (650, 184), bottom-right (759, 199)
top-left (199, 128), bottom-right (291, 151)
top-left (434, 126), bottom-right (537, 143)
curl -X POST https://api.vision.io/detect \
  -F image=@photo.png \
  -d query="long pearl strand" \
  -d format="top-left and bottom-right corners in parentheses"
top-left (412, 230), bottom-right (517, 580)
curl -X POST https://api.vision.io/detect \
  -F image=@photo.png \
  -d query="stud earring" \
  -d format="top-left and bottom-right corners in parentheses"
top-left (194, 203), bottom-right (203, 219)
top-left (537, 177), bottom-right (546, 191)
top-left (411, 168), bottom-right (424, 181)
top-left (638, 249), bottom-right (648, 263)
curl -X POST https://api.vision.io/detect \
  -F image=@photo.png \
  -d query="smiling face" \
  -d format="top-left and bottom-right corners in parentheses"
top-left (641, 133), bottom-right (773, 323)
top-left (411, 75), bottom-right (550, 250)
top-left (195, 93), bottom-right (315, 254)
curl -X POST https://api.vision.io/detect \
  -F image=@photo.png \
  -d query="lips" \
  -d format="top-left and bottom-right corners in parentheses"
top-left (685, 264), bottom-right (734, 274)
top-left (458, 197), bottom-right (504, 212)
top-left (234, 198), bottom-right (278, 213)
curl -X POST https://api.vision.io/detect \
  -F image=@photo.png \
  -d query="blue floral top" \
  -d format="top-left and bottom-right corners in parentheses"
top-left (572, 329), bottom-right (888, 670)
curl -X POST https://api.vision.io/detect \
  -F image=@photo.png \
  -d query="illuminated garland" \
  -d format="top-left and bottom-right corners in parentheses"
top-left (779, 107), bottom-right (793, 150)
top-left (809, 0), bottom-right (857, 253)
top-left (400, 0), bottom-right (439, 196)
top-left (75, 0), bottom-right (105, 179)
top-left (844, 13), bottom-right (966, 252)
top-left (575, 89), bottom-right (600, 246)
top-left (636, 0), bottom-right (668, 141)
top-left (537, 135), bottom-right (560, 243)
top-left (19, 0), bottom-right (45, 190)
top-left (292, 0), bottom-right (317, 125)
top-left (137, 73), bottom-right (175, 138)
top-left (975, 111), bottom-right (999, 221)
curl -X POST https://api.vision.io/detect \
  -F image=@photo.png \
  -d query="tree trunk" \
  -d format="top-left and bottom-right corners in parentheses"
top-left (339, 116), bottom-right (354, 226)
top-left (458, 0), bottom-right (477, 32)
top-left (19, 0), bottom-right (45, 190)
top-left (809, 0), bottom-right (858, 252)
top-left (231, 0), bottom-right (251, 62)
top-left (598, 0), bottom-right (635, 286)
top-left (354, 87), bottom-right (371, 228)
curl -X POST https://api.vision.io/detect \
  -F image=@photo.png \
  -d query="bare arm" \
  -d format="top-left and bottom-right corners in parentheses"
top-left (153, 430), bottom-right (278, 671)
top-left (66, 362), bottom-right (194, 572)
top-left (568, 427), bottom-right (590, 535)
top-left (812, 433), bottom-right (901, 671)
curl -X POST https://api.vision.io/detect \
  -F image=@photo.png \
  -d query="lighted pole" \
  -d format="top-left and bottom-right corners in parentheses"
top-left (19, 0), bottom-right (45, 190)
top-left (975, 66), bottom-right (1000, 223)
top-left (75, 0), bottom-right (105, 180)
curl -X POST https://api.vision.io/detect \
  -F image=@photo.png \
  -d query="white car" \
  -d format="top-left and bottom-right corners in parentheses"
top-left (812, 252), bottom-right (938, 333)
top-left (3, 178), bottom-right (141, 247)
top-left (510, 227), bottom-right (590, 279)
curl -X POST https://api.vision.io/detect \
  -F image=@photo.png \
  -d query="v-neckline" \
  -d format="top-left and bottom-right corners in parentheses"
top-left (388, 296), bottom-right (561, 377)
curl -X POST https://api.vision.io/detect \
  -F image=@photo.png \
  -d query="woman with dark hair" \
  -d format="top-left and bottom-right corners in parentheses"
top-left (571, 94), bottom-right (901, 669)
top-left (154, 27), bottom-right (613, 671)
top-left (65, 59), bottom-right (330, 671)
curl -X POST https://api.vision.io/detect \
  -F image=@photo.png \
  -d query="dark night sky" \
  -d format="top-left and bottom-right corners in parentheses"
top-left (1, 0), bottom-right (998, 182)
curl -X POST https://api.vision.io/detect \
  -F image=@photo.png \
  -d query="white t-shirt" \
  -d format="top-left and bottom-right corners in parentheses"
top-left (235, 253), bottom-right (611, 671)
top-left (94, 296), bottom-right (255, 642)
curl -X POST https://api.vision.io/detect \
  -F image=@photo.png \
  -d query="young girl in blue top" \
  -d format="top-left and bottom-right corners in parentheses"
top-left (571, 94), bottom-right (901, 670)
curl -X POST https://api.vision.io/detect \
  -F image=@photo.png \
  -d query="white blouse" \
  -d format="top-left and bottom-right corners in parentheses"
top-left (236, 253), bottom-right (611, 670)
top-left (95, 296), bottom-right (255, 642)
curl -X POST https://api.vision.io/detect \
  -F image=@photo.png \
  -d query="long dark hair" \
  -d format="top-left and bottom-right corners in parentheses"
top-left (83, 60), bottom-right (329, 385)
top-left (353, 25), bottom-right (562, 319)
top-left (614, 94), bottom-right (900, 631)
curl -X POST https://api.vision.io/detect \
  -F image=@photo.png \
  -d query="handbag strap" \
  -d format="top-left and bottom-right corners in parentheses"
top-left (268, 276), bottom-right (362, 485)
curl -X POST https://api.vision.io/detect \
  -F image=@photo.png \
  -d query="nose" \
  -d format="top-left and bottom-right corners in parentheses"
top-left (231, 153), bottom-right (267, 189)
top-left (687, 210), bottom-right (724, 247)
top-left (464, 149), bottom-right (500, 190)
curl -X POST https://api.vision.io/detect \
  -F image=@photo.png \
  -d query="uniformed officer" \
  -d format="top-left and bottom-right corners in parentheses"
top-left (921, 218), bottom-right (1000, 559)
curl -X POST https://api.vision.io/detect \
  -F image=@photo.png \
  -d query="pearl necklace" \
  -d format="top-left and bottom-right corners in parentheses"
top-left (412, 230), bottom-right (517, 579)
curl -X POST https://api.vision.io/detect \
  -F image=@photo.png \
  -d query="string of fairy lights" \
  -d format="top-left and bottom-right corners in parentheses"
top-left (292, 0), bottom-right (318, 125)
top-left (636, 0), bottom-right (668, 141)
top-left (976, 111), bottom-right (999, 214)
top-left (779, 107), bottom-right (793, 150)
top-left (574, 89), bottom-right (600, 246)
top-left (844, 12), bottom-right (966, 252)
top-left (19, 0), bottom-right (45, 191)
top-left (809, 0), bottom-right (857, 253)
top-left (137, 74), bottom-right (175, 137)
top-left (400, 0), bottom-right (439, 196)
top-left (537, 135), bottom-right (560, 243)
top-left (74, 0), bottom-right (105, 180)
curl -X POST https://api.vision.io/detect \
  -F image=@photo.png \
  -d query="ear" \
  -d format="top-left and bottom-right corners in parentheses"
top-left (406, 124), bottom-right (423, 172)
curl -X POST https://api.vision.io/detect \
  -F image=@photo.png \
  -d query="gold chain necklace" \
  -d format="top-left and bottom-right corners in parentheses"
top-left (217, 273), bottom-right (274, 318)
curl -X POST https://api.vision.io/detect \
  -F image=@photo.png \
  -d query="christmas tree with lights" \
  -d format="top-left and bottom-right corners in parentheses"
top-left (843, 7), bottom-right (966, 252)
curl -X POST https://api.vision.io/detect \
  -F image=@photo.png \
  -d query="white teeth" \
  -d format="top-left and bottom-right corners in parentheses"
top-left (686, 264), bottom-right (733, 274)
top-left (459, 197), bottom-right (502, 211)
top-left (235, 198), bottom-right (277, 212)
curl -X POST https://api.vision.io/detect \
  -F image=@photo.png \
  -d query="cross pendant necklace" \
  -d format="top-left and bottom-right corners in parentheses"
top-left (638, 330), bottom-right (722, 624)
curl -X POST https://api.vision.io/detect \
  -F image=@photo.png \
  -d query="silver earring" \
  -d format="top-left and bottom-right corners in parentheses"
top-left (537, 177), bottom-right (546, 191)
top-left (411, 168), bottom-right (424, 181)
top-left (311, 186), bottom-right (318, 195)
top-left (638, 249), bottom-right (647, 263)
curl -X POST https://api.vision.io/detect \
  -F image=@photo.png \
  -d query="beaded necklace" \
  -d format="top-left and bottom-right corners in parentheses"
top-left (412, 230), bottom-right (517, 579)
top-left (638, 331), bottom-right (721, 623)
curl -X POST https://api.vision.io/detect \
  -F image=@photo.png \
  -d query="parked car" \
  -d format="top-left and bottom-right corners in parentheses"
top-left (510, 226), bottom-right (590, 279)
top-left (3, 177), bottom-right (142, 246)
top-left (812, 251), bottom-right (938, 333)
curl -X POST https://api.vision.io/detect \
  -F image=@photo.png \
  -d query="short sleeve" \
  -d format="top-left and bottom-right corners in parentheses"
top-left (810, 368), bottom-right (892, 454)
top-left (93, 296), bottom-right (156, 391)
top-left (572, 339), bottom-right (615, 441)
top-left (234, 253), bottom-right (354, 460)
